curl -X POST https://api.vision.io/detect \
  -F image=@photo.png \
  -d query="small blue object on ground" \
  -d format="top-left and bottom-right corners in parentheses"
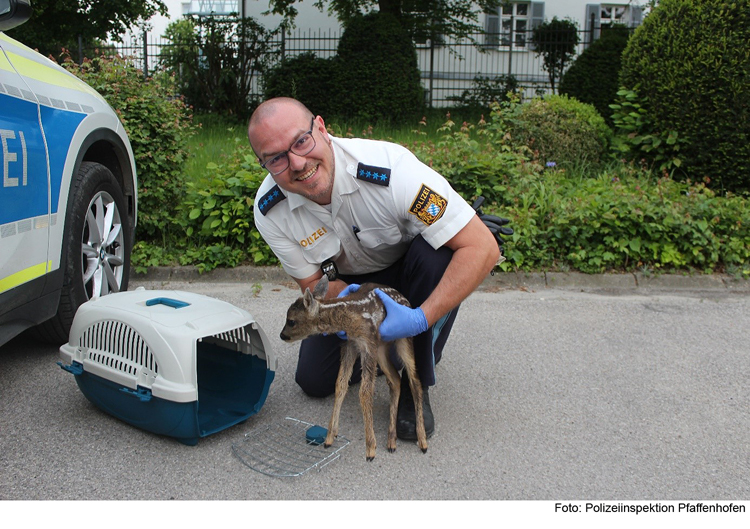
top-left (305, 425), bottom-right (327, 445)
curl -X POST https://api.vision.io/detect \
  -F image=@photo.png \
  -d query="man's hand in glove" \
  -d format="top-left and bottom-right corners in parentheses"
top-left (472, 196), bottom-right (514, 252)
top-left (374, 289), bottom-right (429, 342)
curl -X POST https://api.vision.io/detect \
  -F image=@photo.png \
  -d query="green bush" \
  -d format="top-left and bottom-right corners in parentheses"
top-left (333, 12), bottom-right (425, 123)
top-left (262, 52), bottom-right (338, 116)
top-left (409, 105), bottom-right (537, 208)
top-left (619, 0), bottom-right (750, 193)
top-left (63, 53), bottom-right (196, 242)
top-left (504, 94), bottom-right (612, 170)
top-left (447, 74), bottom-right (519, 112)
top-left (176, 144), bottom-right (278, 272)
top-left (559, 26), bottom-right (630, 124)
top-left (609, 87), bottom-right (686, 175)
top-left (494, 165), bottom-right (750, 275)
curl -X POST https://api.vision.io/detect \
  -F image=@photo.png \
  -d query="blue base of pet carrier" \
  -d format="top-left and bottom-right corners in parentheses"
top-left (65, 344), bottom-right (274, 445)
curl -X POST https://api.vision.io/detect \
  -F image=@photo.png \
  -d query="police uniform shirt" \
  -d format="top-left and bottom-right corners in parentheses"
top-left (253, 136), bottom-right (476, 280)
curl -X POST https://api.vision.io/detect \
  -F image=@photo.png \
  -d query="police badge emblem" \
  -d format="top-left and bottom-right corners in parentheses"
top-left (409, 184), bottom-right (448, 226)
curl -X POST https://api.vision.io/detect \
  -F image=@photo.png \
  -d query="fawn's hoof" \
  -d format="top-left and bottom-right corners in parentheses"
top-left (388, 447), bottom-right (396, 453)
top-left (366, 456), bottom-right (375, 462)
top-left (421, 447), bottom-right (428, 454)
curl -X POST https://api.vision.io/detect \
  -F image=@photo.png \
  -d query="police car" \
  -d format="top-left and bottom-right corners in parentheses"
top-left (0, 0), bottom-right (137, 346)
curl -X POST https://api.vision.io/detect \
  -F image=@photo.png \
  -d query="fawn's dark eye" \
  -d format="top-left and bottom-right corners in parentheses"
top-left (286, 320), bottom-right (296, 327)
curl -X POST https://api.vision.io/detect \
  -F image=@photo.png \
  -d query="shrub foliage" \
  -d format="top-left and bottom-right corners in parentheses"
top-left (262, 51), bottom-right (338, 116)
top-left (332, 12), bottom-right (425, 123)
top-left (63, 53), bottom-right (196, 242)
top-left (503, 94), bottom-right (612, 170)
top-left (619, 0), bottom-right (750, 193)
top-left (559, 26), bottom-right (630, 124)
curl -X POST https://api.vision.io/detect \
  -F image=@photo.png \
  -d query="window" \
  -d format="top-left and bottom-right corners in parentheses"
top-left (501, 2), bottom-right (530, 48)
top-left (584, 3), bottom-right (643, 48)
top-left (600, 5), bottom-right (626, 28)
top-left (485, 2), bottom-right (545, 50)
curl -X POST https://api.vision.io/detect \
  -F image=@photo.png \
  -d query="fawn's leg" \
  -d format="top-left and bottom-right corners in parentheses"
top-left (377, 342), bottom-right (402, 453)
top-left (396, 338), bottom-right (428, 453)
top-left (325, 344), bottom-right (357, 448)
top-left (359, 343), bottom-right (379, 461)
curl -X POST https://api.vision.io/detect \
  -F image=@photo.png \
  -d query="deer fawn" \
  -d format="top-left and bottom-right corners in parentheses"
top-left (279, 276), bottom-right (428, 461)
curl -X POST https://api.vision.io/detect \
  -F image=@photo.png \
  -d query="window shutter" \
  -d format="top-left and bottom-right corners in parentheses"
top-left (527, 2), bottom-right (545, 51)
top-left (584, 4), bottom-right (601, 49)
top-left (484, 11), bottom-right (500, 49)
top-left (630, 6), bottom-right (643, 27)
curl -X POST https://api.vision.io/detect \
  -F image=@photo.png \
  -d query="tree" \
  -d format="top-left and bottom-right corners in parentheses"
top-left (7, 0), bottom-right (167, 58)
top-left (618, 0), bottom-right (750, 192)
top-left (530, 17), bottom-right (579, 94)
top-left (160, 15), bottom-right (276, 118)
top-left (266, 0), bottom-right (502, 44)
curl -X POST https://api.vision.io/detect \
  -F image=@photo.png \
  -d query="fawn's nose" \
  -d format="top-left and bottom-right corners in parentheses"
top-left (279, 332), bottom-right (290, 341)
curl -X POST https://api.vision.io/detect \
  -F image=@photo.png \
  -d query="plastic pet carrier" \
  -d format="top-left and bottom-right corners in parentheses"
top-left (58, 289), bottom-right (276, 445)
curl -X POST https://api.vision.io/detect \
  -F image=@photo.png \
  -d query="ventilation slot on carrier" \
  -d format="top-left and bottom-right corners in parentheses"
top-left (78, 320), bottom-right (159, 375)
top-left (202, 325), bottom-right (263, 357)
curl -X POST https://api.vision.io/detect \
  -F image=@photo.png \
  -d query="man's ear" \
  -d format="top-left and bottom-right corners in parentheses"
top-left (312, 275), bottom-right (329, 298)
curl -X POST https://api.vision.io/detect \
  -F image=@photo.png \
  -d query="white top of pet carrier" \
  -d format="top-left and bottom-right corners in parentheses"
top-left (59, 289), bottom-right (276, 403)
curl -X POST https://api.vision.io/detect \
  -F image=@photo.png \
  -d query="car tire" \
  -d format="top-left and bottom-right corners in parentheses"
top-left (37, 161), bottom-right (132, 343)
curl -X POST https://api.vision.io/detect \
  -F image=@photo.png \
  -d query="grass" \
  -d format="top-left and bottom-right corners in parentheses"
top-left (185, 109), bottom-right (484, 182)
top-left (184, 114), bottom-right (249, 180)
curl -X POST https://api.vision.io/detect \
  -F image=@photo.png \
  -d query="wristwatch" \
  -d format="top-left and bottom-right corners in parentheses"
top-left (321, 259), bottom-right (338, 281)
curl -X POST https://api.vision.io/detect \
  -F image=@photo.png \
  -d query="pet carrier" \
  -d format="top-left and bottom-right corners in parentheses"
top-left (58, 288), bottom-right (276, 445)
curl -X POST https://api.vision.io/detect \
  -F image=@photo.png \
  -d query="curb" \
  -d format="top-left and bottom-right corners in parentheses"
top-left (132, 266), bottom-right (750, 294)
top-left (481, 271), bottom-right (749, 293)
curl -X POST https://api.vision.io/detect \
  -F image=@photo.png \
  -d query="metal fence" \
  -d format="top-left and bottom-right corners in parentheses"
top-left (87, 25), bottom-right (615, 108)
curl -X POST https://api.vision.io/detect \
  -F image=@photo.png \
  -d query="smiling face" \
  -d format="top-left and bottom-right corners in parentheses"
top-left (248, 99), bottom-right (336, 205)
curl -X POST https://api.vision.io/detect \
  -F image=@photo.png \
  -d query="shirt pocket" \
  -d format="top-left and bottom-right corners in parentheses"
top-left (355, 225), bottom-right (403, 249)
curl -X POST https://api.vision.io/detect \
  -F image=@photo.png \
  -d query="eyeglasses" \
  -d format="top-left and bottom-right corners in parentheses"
top-left (260, 117), bottom-right (317, 176)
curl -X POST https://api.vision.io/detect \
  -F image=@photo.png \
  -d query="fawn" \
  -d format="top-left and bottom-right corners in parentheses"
top-left (279, 275), bottom-right (428, 461)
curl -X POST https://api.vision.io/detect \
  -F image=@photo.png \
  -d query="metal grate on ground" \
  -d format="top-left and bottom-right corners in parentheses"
top-left (232, 417), bottom-right (350, 477)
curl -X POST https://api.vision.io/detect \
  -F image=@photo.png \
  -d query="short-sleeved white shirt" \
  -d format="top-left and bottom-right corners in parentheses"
top-left (253, 136), bottom-right (476, 280)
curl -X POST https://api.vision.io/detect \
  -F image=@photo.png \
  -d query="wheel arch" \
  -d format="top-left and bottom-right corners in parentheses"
top-left (74, 127), bottom-right (138, 230)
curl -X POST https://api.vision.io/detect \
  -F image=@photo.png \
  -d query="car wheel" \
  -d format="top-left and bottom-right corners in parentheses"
top-left (37, 161), bottom-right (132, 343)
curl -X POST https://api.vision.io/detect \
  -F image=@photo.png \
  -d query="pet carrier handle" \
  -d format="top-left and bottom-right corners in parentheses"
top-left (146, 297), bottom-right (191, 309)
top-left (58, 361), bottom-right (83, 375)
top-left (120, 386), bottom-right (153, 402)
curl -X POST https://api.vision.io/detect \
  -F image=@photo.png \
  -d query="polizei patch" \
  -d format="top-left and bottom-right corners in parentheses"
top-left (409, 184), bottom-right (447, 226)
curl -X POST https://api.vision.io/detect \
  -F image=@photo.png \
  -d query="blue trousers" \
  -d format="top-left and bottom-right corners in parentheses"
top-left (295, 236), bottom-right (459, 397)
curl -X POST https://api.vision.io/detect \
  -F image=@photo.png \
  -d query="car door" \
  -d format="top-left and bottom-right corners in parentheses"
top-left (0, 34), bottom-right (51, 318)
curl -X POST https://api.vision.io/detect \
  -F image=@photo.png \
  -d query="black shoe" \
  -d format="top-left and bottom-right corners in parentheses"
top-left (396, 372), bottom-right (434, 440)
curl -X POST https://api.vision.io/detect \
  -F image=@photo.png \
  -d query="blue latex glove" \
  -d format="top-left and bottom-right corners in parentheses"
top-left (337, 283), bottom-right (361, 298)
top-left (374, 289), bottom-right (429, 341)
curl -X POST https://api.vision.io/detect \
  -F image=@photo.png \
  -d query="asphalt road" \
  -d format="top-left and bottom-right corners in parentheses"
top-left (1, 274), bottom-right (749, 503)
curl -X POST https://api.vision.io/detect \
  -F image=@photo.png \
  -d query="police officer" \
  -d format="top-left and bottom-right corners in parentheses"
top-left (248, 97), bottom-right (503, 440)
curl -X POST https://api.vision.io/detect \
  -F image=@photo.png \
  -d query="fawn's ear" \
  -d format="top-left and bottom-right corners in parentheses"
top-left (302, 288), bottom-right (320, 315)
top-left (312, 275), bottom-right (329, 299)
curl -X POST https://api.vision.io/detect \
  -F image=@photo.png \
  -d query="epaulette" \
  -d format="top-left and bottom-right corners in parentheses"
top-left (257, 184), bottom-right (286, 216)
top-left (356, 162), bottom-right (391, 186)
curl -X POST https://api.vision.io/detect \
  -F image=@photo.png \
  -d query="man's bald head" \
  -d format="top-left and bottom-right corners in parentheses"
top-left (248, 98), bottom-right (314, 149)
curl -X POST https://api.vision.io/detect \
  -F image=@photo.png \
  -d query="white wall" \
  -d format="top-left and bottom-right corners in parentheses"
top-left (240, 0), bottom-right (642, 31)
